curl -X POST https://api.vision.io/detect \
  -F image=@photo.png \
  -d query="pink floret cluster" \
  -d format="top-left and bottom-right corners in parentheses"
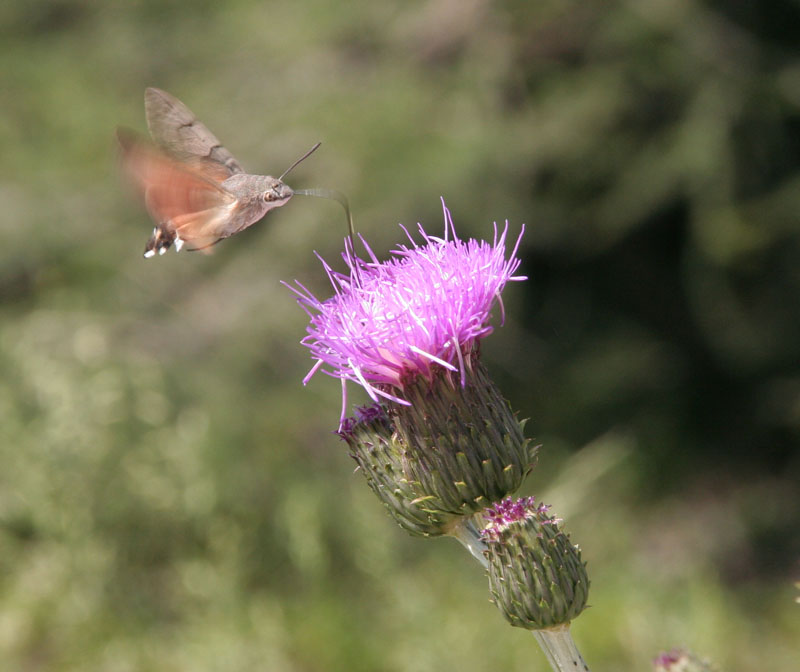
top-left (482, 497), bottom-right (557, 541)
top-left (288, 203), bottom-right (525, 412)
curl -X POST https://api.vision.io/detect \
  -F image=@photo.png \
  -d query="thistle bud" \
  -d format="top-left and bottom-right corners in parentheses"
top-left (653, 650), bottom-right (717, 672)
top-left (338, 404), bottom-right (452, 537)
top-left (386, 354), bottom-right (535, 518)
top-left (483, 497), bottom-right (589, 630)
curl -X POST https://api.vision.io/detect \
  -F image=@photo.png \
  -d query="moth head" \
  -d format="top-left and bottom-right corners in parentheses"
top-left (265, 181), bottom-right (294, 203)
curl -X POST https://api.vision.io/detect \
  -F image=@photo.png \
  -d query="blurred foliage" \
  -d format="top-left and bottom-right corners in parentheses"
top-left (0, 1), bottom-right (798, 670)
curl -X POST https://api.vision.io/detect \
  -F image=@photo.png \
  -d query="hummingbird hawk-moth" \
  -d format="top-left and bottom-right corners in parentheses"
top-left (118, 88), bottom-right (319, 257)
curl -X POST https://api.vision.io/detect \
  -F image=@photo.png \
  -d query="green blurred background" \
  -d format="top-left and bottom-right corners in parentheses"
top-left (1, 1), bottom-right (798, 670)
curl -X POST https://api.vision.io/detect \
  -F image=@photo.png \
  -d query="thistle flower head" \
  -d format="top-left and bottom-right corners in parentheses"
top-left (290, 203), bottom-right (534, 524)
top-left (288, 201), bottom-right (525, 411)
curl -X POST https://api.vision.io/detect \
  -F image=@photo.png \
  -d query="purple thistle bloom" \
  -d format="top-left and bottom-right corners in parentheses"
top-left (287, 201), bottom-right (526, 414)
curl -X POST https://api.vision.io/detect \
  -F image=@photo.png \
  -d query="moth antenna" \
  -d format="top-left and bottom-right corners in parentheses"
top-left (278, 142), bottom-right (321, 181)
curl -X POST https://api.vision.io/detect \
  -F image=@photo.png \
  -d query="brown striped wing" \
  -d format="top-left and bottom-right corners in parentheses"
top-left (144, 87), bottom-right (244, 176)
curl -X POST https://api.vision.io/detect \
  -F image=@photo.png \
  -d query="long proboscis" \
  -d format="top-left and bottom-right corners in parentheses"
top-left (294, 187), bottom-right (360, 283)
top-left (294, 187), bottom-right (356, 244)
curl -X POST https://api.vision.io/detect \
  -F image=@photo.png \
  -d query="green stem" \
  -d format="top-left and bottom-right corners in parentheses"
top-left (447, 514), bottom-right (590, 672)
top-left (533, 627), bottom-right (589, 672)
top-left (447, 515), bottom-right (488, 567)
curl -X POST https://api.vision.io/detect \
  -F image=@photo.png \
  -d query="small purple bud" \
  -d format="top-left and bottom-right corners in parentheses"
top-left (482, 496), bottom-right (557, 541)
top-left (653, 649), bottom-right (717, 672)
top-left (483, 497), bottom-right (588, 630)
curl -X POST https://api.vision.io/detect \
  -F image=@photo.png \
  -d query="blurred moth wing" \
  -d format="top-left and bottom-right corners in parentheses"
top-left (117, 128), bottom-right (238, 255)
top-left (119, 88), bottom-right (295, 257)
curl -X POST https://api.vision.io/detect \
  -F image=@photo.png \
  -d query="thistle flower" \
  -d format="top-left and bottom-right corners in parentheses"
top-left (289, 202), bottom-right (536, 524)
top-left (483, 497), bottom-right (589, 630)
top-left (289, 201), bottom-right (526, 409)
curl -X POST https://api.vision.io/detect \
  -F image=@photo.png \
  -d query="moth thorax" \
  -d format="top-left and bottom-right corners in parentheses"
top-left (222, 174), bottom-right (292, 201)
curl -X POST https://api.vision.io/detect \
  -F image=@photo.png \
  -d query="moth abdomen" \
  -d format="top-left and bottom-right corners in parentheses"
top-left (144, 226), bottom-right (180, 258)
